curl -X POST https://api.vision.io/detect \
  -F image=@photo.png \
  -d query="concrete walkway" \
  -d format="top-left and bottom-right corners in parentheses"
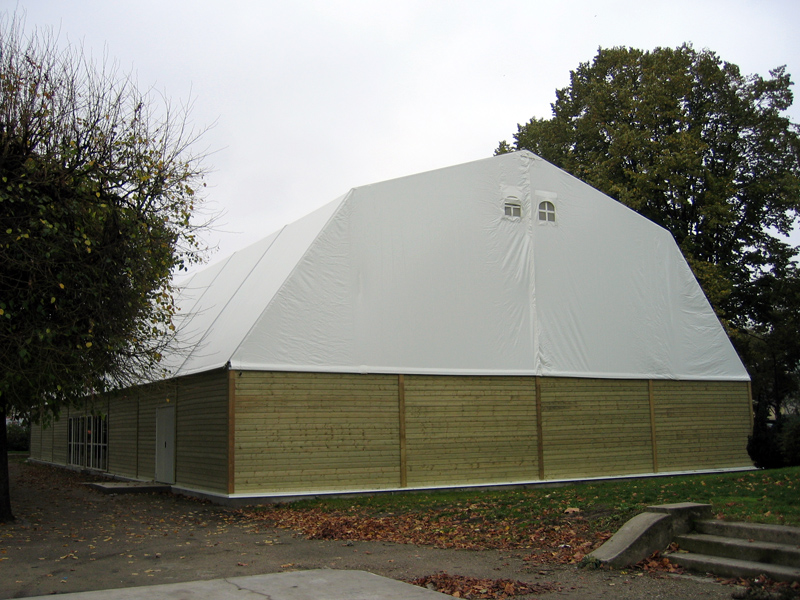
top-left (18, 569), bottom-right (450, 599)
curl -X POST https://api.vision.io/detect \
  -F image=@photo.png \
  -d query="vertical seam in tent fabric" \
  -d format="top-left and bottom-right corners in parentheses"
top-left (226, 191), bottom-right (353, 365)
top-left (175, 228), bottom-right (287, 376)
top-left (525, 156), bottom-right (540, 375)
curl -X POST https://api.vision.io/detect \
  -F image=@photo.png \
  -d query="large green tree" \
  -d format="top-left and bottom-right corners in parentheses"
top-left (498, 45), bottom-right (800, 448)
top-left (0, 16), bottom-right (209, 521)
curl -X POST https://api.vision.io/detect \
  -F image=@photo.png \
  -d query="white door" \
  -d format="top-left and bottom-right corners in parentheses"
top-left (155, 405), bottom-right (176, 484)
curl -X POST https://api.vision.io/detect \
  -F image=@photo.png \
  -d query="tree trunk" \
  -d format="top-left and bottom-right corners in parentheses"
top-left (0, 402), bottom-right (15, 523)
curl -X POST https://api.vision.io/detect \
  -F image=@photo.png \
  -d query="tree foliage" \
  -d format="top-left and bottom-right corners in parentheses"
top-left (498, 45), bottom-right (800, 450)
top-left (0, 15), bottom-right (209, 520)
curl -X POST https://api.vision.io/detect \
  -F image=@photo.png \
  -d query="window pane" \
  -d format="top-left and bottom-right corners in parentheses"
top-left (538, 201), bottom-right (556, 222)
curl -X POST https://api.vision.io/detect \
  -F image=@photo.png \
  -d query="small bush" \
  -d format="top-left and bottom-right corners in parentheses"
top-left (779, 417), bottom-right (800, 467)
top-left (748, 422), bottom-right (784, 469)
top-left (6, 421), bottom-right (30, 452)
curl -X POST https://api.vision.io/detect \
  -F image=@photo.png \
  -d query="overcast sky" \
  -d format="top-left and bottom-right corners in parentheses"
top-left (12, 0), bottom-right (800, 266)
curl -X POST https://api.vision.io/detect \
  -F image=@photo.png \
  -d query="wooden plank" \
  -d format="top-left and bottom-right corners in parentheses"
top-left (398, 374), bottom-right (407, 487)
top-left (647, 379), bottom-right (658, 473)
top-left (30, 423), bottom-right (42, 460)
top-left (107, 393), bottom-right (139, 477)
top-left (228, 370), bottom-right (236, 494)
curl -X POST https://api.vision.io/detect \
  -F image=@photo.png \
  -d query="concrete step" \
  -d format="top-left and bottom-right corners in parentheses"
top-left (85, 481), bottom-right (172, 494)
top-left (669, 552), bottom-right (800, 583)
top-left (675, 533), bottom-right (800, 568)
top-left (694, 520), bottom-right (800, 546)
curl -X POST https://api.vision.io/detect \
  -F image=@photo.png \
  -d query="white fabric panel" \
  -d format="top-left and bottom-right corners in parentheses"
top-left (160, 256), bottom-right (234, 374)
top-left (174, 196), bottom-right (345, 376)
top-left (233, 154), bottom-right (536, 373)
top-left (528, 157), bottom-right (744, 379)
top-left (170, 151), bottom-right (749, 381)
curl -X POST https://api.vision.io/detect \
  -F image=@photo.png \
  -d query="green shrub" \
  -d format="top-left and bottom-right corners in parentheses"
top-left (748, 421), bottom-right (785, 469)
top-left (6, 421), bottom-right (30, 452)
top-left (779, 417), bottom-right (800, 467)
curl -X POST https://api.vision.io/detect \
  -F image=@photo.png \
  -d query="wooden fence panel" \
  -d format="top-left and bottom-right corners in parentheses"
top-left (404, 375), bottom-right (539, 486)
top-left (653, 381), bottom-right (751, 471)
top-left (176, 372), bottom-right (229, 493)
top-left (234, 372), bottom-right (400, 493)
top-left (540, 378), bottom-right (653, 479)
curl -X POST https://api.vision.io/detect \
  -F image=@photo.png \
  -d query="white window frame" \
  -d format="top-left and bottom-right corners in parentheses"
top-left (504, 197), bottom-right (522, 219)
top-left (538, 200), bottom-right (556, 223)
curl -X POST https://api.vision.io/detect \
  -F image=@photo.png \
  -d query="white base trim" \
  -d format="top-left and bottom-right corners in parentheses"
top-left (169, 465), bottom-right (757, 505)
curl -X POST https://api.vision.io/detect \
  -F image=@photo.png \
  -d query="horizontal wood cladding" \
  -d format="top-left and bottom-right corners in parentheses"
top-left (540, 378), bottom-right (654, 479)
top-left (108, 393), bottom-right (138, 477)
top-left (36, 405), bottom-right (73, 465)
top-left (50, 414), bottom-right (70, 466)
top-left (234, 371), bottom-right (400, 493)
top-left (26, 371), bottom-right (753, 498)
top-left (29, 422), bottom-right (42, 460)
top-left (653, 380), bottom-right (751, 471)
top-left (404, 375), bottom-right (539, 486)
top-left (175, 372), bottom-right (229, 493)
top-left (39, 416), bottom-right (54, 463)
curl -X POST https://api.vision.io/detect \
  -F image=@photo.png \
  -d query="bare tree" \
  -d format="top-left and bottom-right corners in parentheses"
top-left (0, 13), bottom-right (212, 522)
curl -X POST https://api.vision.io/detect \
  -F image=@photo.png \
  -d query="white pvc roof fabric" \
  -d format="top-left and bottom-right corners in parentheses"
top-left (168, 151), bottom-right (749, 381)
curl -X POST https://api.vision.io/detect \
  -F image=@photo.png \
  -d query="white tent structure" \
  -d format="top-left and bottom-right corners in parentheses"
top-left (170, 150), bottom-right (747, 382)
top-left (31, 151), bottom-right (753, 500)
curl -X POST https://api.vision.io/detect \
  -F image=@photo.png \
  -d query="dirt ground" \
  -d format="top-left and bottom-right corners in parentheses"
top-left (1, 458), bottom-right (737, 599)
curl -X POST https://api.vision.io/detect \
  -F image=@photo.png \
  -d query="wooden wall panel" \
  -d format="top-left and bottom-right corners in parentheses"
top-left (50, 411), bottom-right (70, 466)
top-left (25, 372), bottom-right (753, 498)
top-left (175, 372), bottom-right (229, 493)
top-left (539, 378), bottom-right (653, 479)
top-left (234, 372), bottom-right (400, 493)
top-left (29, 420), bottom-right (42, 460)
top-left (653, 381), bottom-right (751, 471)
top-left (39, 417), bottom-right (54, 463)
top-left (404, 375), bottom-right (538, 486)
top-left (108, 393), bottom-right (139, 478)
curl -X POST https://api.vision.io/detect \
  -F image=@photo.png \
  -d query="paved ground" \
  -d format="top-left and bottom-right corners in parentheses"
top-left (1, 457), bottom-right (737, 599)
top-left (14, 570), bottom-right (452, 600)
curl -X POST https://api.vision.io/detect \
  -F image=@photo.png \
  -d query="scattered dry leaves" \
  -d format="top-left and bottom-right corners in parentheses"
top-left (634, 545), bottom-right (683, 574)
top-left (239, 505), bottom-right (611, 566)
top-left (408, 572), bottom-right (561, 599)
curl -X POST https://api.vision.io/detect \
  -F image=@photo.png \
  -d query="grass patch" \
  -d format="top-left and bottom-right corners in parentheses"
top-left (240, 467), bottom-right (800, 561)
top-left (273, 466), bottom-right (800, 527)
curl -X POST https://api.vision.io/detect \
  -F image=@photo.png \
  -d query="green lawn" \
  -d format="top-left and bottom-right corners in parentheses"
top-left (287, 466), bottom-right (799, 526)
top-left (243, 467), bottom-right (800, 556)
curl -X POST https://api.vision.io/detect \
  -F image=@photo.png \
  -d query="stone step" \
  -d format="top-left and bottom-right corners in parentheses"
top-left (694, 520), bottom-right (800, 546)
top-left (669, 552), bottom-right (800, 583)
top-left (675, 533), bottom-right (800, 568)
